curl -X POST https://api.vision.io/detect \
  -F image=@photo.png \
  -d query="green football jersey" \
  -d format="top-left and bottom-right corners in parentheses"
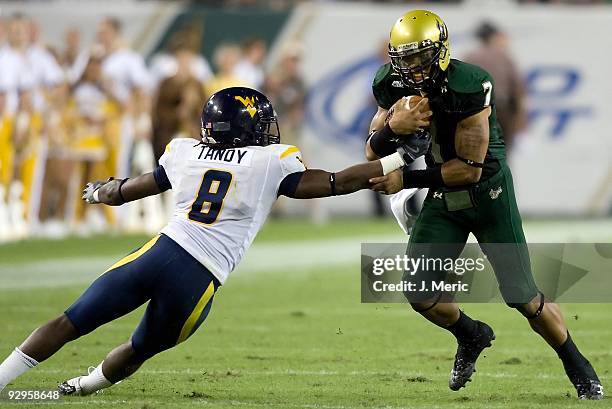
top-left (372, 59), bottom-right (506, 182)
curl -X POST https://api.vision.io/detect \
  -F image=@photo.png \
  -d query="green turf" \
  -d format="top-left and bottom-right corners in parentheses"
top-left (0, 220), bottom-right (610, 408)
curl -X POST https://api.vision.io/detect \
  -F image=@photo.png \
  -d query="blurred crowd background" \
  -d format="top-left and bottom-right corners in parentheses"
top-left (0, 9), bottom-right (307, 240)
top-left (0, 0), bottom-right (610, 242)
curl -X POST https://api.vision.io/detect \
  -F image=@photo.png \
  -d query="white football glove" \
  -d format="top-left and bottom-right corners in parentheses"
top-left (82, 181), bottom-right (106, 204)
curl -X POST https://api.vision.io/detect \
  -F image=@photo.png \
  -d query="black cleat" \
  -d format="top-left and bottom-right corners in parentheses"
top-left (448, 321), bottom-right (495, 391)
top-left (576, 381), bottom-right (604, 400)
top-left (58, 380), bottom-right (80, 396)
top-left (58, 375), bottom-right (88, 396)
top-left (563, 354), bottom-right (604, 400)
top-left (568, 369), bottom-right (604, 400)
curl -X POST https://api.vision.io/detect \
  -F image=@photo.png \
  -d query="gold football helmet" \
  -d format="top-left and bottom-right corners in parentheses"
top-left (388, 10), bottom-right (450, 90)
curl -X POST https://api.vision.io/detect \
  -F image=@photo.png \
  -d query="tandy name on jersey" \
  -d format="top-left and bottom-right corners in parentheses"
top-left (197, 146), bottom-right (253, 167)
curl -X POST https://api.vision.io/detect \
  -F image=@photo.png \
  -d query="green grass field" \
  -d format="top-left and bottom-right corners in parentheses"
top-left (0, 218), bottom-right (610, 408)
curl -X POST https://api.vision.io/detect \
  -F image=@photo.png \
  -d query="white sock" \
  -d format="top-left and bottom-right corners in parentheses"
top-left (79, 362), bottom-right (112, 395)
top-left (0, 348), bottom-right (39, 392)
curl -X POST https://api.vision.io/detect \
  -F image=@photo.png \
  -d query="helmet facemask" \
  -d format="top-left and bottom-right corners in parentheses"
top-left (389, 40), bottom-right (446, 91)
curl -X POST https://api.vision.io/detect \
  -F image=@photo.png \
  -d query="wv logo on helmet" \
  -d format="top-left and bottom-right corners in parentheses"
top-left (235, 96), bottom-right (258, 118)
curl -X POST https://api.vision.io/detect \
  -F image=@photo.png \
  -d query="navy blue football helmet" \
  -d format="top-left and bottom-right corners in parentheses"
top-left (200, 87), bottom-right (280, 148)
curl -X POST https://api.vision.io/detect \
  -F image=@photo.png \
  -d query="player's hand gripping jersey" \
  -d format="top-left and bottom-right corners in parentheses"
top-left (159, 139), bottom-right (305, 284)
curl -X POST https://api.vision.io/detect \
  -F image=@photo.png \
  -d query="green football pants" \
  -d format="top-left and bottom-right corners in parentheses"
top-left (406, 163), bottom-right (539, 305)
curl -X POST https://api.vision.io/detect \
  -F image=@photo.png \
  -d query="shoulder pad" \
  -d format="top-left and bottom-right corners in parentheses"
top-left (372, 63), bottom-right (400, 109)
top-left (372, 63), bottom-right (393, 89)
top-left (166, 137), bottom-right (199, 152)
top-left (447, 59), bottom-right (493, 94)
top-left (273, 144), bottom-right (301, 159)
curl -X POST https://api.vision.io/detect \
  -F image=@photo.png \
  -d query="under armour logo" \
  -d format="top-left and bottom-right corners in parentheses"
top-left (489, 187), bottom-right (502, 200)
top-left (433, 192), bottom-right (443, 199)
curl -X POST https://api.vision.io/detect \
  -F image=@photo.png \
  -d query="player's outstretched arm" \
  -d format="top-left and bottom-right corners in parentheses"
top-left (287, 152), bottom-right (406, 199)
top-left (82, 171), bottom-right (167, 206)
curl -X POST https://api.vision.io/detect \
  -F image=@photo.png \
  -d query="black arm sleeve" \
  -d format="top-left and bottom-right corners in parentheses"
top-left (152, 165), bottom-right (172, 192)
top-left (403, 166), bottom-right (445, 189)
top-left (368, 124), bottom-right (398, 157)
top-left (278, 171), bottom-right (305, 197)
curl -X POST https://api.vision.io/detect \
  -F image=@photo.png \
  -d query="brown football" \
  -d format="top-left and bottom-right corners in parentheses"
top-left (385, 95), bottom-right (432, 126)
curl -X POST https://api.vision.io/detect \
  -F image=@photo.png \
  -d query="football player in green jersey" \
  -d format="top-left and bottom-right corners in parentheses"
top-left (365, 10), bottom-right (602, 399)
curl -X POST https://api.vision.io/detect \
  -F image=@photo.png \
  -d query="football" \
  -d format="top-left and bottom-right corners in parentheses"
top-left (385, 95), bottom-right (432, 126)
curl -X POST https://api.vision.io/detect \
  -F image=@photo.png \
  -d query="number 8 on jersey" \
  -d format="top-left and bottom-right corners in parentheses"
top-left (188, 170), bottom-right (233, 224)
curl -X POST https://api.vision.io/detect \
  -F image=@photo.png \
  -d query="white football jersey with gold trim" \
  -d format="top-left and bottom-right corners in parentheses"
top-left (160, 138), bottom-right (305, 283)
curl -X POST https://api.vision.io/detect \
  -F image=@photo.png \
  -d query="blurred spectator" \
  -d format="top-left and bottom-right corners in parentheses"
top-left (26, 17), bottom-right (65, 112)
top-left (149, 23), bottom-right (212, 88)
top-left (464, 21), bottom-right (527, 155)
top-left (205, 43), bottom-right (248, 97)
top-left (0, 87), bottom-right (13, 189)
top-left (263, 44), bottom-right (307, 219)
top-left (263, 44), bottom-right (305, 148)
top-left (1, 13), bottom-right (33, 115)
top-left (152, 40), bottom-right (206, 162)
top-left (63, 53), bottom-right (121, 225)
top-left (1, 13), bottom-right (56, 223)
top-left (61, 27), bottom-right (82, 71)
top-left (233, 38), bottom-right (267, 89)
top-left (72, 55), bottom-right (116, 129)
top-left (28, 18), bottom-right (64, 81)
top-left (93, 17), bottom-right (152, 112)
top-left (92, 17), bottom-right (153, 178)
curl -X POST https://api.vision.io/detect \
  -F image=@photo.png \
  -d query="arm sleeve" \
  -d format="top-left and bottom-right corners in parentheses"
top-left (152, 165), bottom-right (172, 191)
top-left (278, 171), bottom-right (305, 197)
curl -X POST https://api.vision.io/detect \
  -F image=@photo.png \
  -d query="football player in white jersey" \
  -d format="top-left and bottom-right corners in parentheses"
top-left (0, 87), bottom-right (427, 396)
